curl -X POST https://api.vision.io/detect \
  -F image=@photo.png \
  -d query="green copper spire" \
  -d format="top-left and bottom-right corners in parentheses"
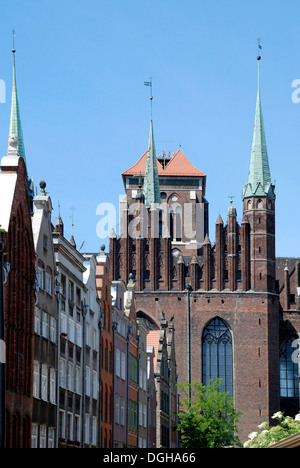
top-left (243, 58), bottom-right (275, 199)
top-left (143, 94), bottom-right (161, 209)
top-left (7, 51), bottom-right (26, 162)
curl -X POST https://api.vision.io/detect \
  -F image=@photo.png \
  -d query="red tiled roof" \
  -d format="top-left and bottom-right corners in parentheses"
top-left (122, 149), bottom-right (206, 178)
top-left (147, 330), bottom-right (161, 373)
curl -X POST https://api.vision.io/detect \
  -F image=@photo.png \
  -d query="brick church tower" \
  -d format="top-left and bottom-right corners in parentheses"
top-left (109, 58), bottom-right (281, 442)
top-left (242, 57), bottom-right (276, 293)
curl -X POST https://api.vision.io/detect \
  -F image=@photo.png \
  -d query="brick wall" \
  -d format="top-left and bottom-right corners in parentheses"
top-left (3, 157), bottom-right (35, 448)
top-left (135, 289), bottom-right (280, 443)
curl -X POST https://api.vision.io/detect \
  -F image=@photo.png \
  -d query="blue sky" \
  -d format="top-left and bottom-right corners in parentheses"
top-left (0, 0), bottom-right (299, 257)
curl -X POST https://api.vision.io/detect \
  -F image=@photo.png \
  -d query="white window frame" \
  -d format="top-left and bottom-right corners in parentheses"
top-left (75, 366), bottom-right (81, 395)
top-left (33, 361), bottom-right (40, 399)
top-left (68, 280), bottom-right (74, 302)
top-left (48, 427), bottom-right (55, 448)
top-left (143, 404), bottom-right (147, 428)
top-left (76, 323), bottom-right (82, 347)
top-left (61, 313), bottom-right (67, 335)
top-left (37, 266), bottom-right (44, 290)
top-left (85, 414), bottom-right (90, 444)
top-left (50, 368), bottom-right (56, 404)
top-left (41, 364), bottom-right (48, 401)
top-left (121, 352), bottom-right (126, 380)
top-left (59, 410), bottom-right (66, 439)
top-left (92, 370), bottom-right (97, 399)
top-left (68, 363), bottom-right (74, 392)
top-left (86, 322), bottom-right (91, 347)
top-left (92, 417), bottom-right (97, 446)
top-left (67, 412), bottom-right (73, 441)
top-left (42, 311), bottom-right (48, 339)
top-left (120, 397), bottom-right (125, 426)
top-left (116, 348), bottom-right (120, 377)
top-left (60, 359), bottom-right (66, 388)
top-left (46, 272), bottom-right (52, 295)
top-left (40, 425), bottom-right (47, 448)
top-left (50, 316), bottom-right (56, 343)
top-left (68, 317), bottom-right (75, 343)
top-left (32, 423), bottom-right (38, 448)
top-left (34, 307), bottom-right (41, 335)
top-left (86, 366), bottom-right (91, 396)
top-left (115, 394), bottom-right (120, 424)
top-left (75, 415), bottom-right (81, 443)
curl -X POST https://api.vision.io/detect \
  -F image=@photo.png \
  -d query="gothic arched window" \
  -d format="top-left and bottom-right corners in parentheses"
top-left (280, 338), bottom-right (299, 399)
top-left (202, 317), bottom-right (233, 397)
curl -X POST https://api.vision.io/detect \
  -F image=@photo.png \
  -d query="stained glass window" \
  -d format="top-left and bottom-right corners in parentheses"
top-left (202, 317), bottom-right (233, 397)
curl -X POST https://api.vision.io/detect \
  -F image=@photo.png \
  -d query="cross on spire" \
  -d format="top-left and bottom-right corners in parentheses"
top-left (228, 193), bottom-right (235, 204)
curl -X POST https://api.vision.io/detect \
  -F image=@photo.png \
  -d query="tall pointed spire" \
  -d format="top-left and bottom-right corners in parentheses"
top-left (7, 40), bottom-right (26, 162)
top-left (243, 55), bottom-right (275, 199)
top-left (143, 80), bottom-right (161, 209)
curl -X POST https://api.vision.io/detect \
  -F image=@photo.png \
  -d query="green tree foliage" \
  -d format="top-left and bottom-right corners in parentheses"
top-left (176, 379), bottom-right (241, 448)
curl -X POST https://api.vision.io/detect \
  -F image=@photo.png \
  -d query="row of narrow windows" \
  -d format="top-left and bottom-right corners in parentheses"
top-left (202, 318), bottom-right (299, 401)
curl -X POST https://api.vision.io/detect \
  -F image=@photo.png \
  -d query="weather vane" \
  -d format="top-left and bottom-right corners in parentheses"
top-left (257, 38), bottom-right (262, 60)
top-left (144, 77), bottom-right (153, 119)
top-left (70, 206), bottom-right (75, 236)
top-left (12, 29), bottom-right (16, 53)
